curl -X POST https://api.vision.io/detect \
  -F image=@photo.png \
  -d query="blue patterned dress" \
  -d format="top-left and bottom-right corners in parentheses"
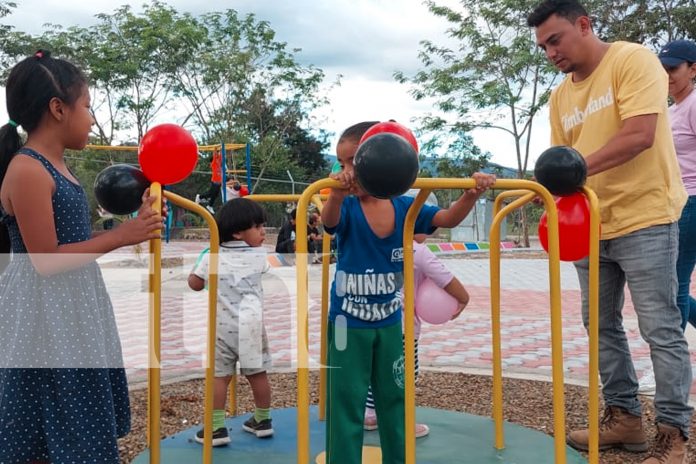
top-left (0, 148), bottom-right (130, 464)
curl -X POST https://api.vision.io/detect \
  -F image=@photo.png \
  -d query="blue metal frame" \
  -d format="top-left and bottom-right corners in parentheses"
top-left (221, 141), bottom-right (228, 203)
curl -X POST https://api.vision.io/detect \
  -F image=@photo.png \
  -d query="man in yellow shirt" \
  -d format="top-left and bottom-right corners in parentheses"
top-left (528, 1), bottom-right (692, 463)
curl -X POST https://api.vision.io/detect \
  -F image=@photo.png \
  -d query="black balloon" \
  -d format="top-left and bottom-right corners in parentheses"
top-left (94, 164), bottom-right (150, 215)
top-left (534, 145), bottom-right (587, 196)
top-left (354, 133), bottom-right (419, 199)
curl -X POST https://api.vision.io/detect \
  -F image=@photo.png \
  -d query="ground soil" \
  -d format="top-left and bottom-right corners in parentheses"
top-left (117, 371), bottom-right (695, 463)
top-left (116, 245), bottom-right (693, 463)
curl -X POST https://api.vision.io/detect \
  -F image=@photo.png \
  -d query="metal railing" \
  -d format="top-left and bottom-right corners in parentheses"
top-left (142, 178), bottom-right (599, 464)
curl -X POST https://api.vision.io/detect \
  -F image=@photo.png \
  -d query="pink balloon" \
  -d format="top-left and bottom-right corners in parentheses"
top-left (415, 277), bottom-right (458, 325)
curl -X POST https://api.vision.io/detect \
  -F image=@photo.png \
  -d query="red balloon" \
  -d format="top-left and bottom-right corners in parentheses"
top-left (239, 185), bottom-right (249, 197)
top-left (359, 121), bottom-right (419, 153)
top-left (138, 124), bottom-right (198, 185)
top-left (538, 192), bottom-right (591, 262)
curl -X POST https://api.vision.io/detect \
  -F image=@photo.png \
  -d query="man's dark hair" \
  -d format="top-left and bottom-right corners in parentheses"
top-left (527, 0), bottom-right (588, 27)
top-left (216, 198), bottom-right (266, 243)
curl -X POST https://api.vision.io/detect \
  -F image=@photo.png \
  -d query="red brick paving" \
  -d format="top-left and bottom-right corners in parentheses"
top-left (101, 241), bottom-right (696, 399)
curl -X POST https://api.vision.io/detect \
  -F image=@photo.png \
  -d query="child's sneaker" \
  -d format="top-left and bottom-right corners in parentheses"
top-left (415, 423), bottom-right (430, 438)
top-left (194, 194), bottom-right (201, 204)
top-left (205, 205), bottom-right (215, 215)
top-left (194, 427), bottom-right (230, 446)
top-left (243, 417), bottom-right (274, 438)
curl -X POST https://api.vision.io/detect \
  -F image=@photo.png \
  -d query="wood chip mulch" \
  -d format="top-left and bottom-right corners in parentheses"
top-left (117, 371), bottom-right (696, 463)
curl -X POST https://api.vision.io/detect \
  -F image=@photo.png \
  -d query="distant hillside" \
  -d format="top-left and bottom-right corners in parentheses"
top-left (482, 162), bottom-right (522, 179)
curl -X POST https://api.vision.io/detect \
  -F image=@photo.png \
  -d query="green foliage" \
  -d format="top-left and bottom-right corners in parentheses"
top-left (0, 2), bottom-right (18, 69)
top-left (0, 1), bottom-right (13, 16)
top-left (168, 8), bottom-right (331, 192)
top-left (396, 0), bottom-right (564, 246)
top-left (397, 0), bottom-right (559, 181)
top-left (586, 0), bottom-right (696, 47)
top-left (0, 1), bottom-right (330, 202)
top-left (65, 147), bottom-right (140, 223)
top-left (419, 132), bottom-right (490, 206)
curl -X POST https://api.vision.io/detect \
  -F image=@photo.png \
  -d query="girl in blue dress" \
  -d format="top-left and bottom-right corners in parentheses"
top-left (0, 50), bottom-right (163, 463)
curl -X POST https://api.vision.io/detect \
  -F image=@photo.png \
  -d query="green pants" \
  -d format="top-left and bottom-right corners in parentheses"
top-left (325, 320), bottom-right (405, 464)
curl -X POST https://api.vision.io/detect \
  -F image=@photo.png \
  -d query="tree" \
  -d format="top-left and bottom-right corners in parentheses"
top-left (83, 1), bottom-right (206, 142)
top-left (418, 132), bottom-right (491, 207)
top-left (169, 9), bottom-right (331, 193)
top-left (587, 0), bottom-right (696, 47)
top-left (0, 1), bottom-right (205, 144)
top-left (0, 2), bottom-right (331, 226)
top-left (396, 0), bottom-right (558, 246)
top-left (0, 1), bottom-right (12, 16)
top-left (0, 1), bottom-right (14, 27)
top-left (0, 1), bottom-right (18, 69)
top-left (0, 2), bottom-right (330, 195)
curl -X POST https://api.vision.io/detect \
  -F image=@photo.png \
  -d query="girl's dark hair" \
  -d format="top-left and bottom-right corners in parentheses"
top-left (216, 198), bottom-right (267, 243)
top-left (0, 50), bottom-right (87, 257)
top-left (527, 0), bottom-right (589, 27)
top-left (338, 121), bottom-right (380, 144)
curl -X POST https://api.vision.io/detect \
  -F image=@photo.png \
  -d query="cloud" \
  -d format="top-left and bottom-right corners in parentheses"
top-left (3, 0), bottom-right (445, 81)
top-left (224, 0), bottom-right (456, 80)
top-left (0, 0), bottom-right (542, 169)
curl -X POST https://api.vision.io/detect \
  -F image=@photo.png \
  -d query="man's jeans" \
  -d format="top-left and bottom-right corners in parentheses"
top-left (677, 195), bottom-right (696, 329)
top-left (574, 222), bottom-right (693, 437)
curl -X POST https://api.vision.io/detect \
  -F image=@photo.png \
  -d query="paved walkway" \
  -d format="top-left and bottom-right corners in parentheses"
top-left (99, 241), bottom-right (696, 399)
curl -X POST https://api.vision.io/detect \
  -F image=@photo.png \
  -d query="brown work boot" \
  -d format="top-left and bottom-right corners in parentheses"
top-left (567, 405), bottom-right (648, 452)
top-left (641, 423), bottom-right (688, 464)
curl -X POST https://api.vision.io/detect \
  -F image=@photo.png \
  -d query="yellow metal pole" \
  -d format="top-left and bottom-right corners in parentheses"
top-left (161, 191), bottom-right (220, 464)
top-left (243, 179), bottom-right (584, 463)
top-left (292, 180), bottom-right (336, 463)
top-left (582, 187), bottom-right (601, 464)
top-left (295, 188), bottom-right (312, 463)
top-left (402, 189), bottom-right (433, 464)
top-left (246, 194), bottom-right (327, 203)
top-left (310, 195), bottom-right (331, 422)
top-left (84, 142), bottom-right (247, 152)
top-left (493, 190), bottom-right (537, 214)
top-left (246, 194), bottom-right (303, 202)
top-left (147, 182), bottom-right (162, 464)
top-left (246, 193), bottom-right (329, 427)
top-left (318, 230), bottom-right (331, 421)
top-left (415, 179), bottom-right (573, 463)
top-left (540, 190), bottom-right (566, 464)
top-left (489, 191), bottom-right (536, 449)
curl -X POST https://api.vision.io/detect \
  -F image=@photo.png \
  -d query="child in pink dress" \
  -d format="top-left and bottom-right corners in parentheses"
top-left (363, 195), bottom-right (470, 438)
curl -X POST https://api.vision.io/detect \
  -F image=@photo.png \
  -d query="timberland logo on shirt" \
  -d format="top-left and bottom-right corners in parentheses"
top-left (391, 247), bottom-right (404, 262)
top-left (561, 86), bottom-right (614, 131)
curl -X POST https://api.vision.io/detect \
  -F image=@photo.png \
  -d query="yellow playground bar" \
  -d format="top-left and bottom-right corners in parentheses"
top-left (138, 177), bottom-right (600, 464)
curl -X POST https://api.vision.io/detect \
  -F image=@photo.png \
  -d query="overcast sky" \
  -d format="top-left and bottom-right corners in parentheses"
top-left (0, 0), bottom-right (551, 169)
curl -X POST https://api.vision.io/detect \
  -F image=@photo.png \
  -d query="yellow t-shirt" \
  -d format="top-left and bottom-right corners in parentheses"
top-left (549, 41), bottom-right (686, 239)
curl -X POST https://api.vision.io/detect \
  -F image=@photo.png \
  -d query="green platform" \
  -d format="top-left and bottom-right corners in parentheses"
top-left (133, 406), bottom-right (587, 463)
